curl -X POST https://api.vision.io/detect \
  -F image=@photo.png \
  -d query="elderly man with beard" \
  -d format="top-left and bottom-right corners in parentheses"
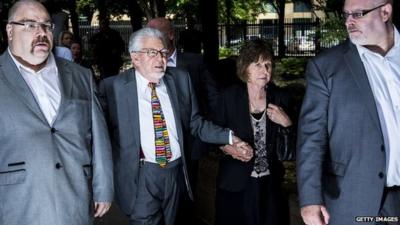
top-left (99, 27), bottom-right (252, 225)
top-left (297, 0), bottom-right (400, 225)
top-left (0, 1), bottom-right (113, 225)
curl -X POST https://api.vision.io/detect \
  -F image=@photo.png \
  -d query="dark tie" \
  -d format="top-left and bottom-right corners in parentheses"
top-left (149, 82), bottom-right (172, 167)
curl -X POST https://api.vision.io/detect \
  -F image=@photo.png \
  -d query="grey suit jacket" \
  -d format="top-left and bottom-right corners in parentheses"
top-left (297, 40), bottom-right (389, 225)
top-left (0, 52), bottom-right (113, 225)
top-left (99, 67), bottom-right (230, 215)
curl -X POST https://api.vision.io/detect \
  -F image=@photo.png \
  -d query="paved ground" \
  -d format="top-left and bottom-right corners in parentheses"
top-left (95, 154), bottom-right (303, 225)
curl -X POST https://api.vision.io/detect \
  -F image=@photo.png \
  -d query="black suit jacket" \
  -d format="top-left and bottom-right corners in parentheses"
top-left (213, 83), bottom-right (293, 192)
top-left (176, 52), bottom-right (219, 160)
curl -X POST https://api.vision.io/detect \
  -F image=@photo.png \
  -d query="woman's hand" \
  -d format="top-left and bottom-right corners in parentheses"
top-left (266, 103), bottom-right (292, 127)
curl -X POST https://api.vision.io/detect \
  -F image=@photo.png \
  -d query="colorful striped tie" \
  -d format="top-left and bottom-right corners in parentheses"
top-left (149, 82), bottom-right (172, 167)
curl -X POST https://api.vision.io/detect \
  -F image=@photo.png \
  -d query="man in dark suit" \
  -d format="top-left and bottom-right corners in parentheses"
top-left (297, 0), bottom-right (400, 225)
top-left (100, 27), bottom-right (251, 225)
top-left (0, 1), bottom-right (113, 225)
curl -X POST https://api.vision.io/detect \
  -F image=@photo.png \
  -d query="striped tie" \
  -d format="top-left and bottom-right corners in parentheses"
top-left (149, 82), bottom-right (172, 167)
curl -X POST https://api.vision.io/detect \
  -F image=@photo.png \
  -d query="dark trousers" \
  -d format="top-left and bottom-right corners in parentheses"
top-left (215, 175), bottom-right (290, 225)
top-left (376, 186), bottom-right (400, 225)
top-left (129, 159), bottom-right (182, 225)
top-left (175, 160), bottom-right (198, 225)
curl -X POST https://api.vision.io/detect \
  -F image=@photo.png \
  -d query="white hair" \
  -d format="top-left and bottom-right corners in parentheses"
top-left (128, 27), bottom-right (167, 52)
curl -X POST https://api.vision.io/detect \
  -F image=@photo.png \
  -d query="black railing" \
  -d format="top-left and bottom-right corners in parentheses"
top-left (77, 19), bottom-right (343, 58)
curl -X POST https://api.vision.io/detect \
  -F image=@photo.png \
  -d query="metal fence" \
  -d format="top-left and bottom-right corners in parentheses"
top-left (78, 19), bottom-right (342, 58)
top-left (217, 19), bottom-right (341, 56)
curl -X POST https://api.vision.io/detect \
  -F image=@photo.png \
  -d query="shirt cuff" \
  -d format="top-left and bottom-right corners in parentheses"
top-left (229, 130), bottom-right (234, 145)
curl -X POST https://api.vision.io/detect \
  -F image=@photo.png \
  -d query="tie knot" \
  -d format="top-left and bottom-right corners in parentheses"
top-left (148, 82), bottom-right (157, 90)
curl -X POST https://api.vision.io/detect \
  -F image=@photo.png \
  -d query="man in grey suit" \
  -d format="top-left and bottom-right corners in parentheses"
top-left (147, 17), bottom-right (220, 225)
top-left (297, 0), bottom-right (400, 225)
top-left (0, 1), bottom-right (113, 225)
top-left (100, 27), bottom-right (251, 225)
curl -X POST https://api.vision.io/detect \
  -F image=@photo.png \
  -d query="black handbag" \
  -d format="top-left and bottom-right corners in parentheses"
top-left (276, 127), bottom-right (296, 161)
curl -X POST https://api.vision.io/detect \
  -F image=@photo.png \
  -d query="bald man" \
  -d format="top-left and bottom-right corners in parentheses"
top-left (297, 0), bottom-right (400, 225)
top-left (0, 1), bottom-right (113, 225)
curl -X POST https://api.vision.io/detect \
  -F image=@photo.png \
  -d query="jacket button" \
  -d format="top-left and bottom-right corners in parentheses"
top-left (55, 163), bottom-right (63, 169)
top-left (381, 145), bottom-right (385, 152)
top-left (378, 172), bottom-right (384, 178)
top-left (51, 128), bottom-right (57, 133)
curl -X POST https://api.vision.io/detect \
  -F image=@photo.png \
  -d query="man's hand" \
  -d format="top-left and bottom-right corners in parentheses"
top-left (300, 205), bottom-right (330, 225)
top-left (94, 202), bottom-right (111, 218)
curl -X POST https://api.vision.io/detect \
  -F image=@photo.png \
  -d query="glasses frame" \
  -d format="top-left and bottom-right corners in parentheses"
top-left (8, 21), bottom-right (55, 32)
top-left (342, 3), bottom-right (387, 20)
top-left (133, 48), bottom-right (169, 58)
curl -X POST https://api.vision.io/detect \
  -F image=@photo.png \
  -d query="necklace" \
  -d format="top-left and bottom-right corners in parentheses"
top-left (249, 101), bottom-right (266, 114)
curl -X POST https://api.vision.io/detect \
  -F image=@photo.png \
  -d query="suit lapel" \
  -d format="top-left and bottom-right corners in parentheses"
top-left (163, 71), bottom-right (194, 199)
top-left (237, 85), bottom-right (254, 142)
top-left (343, 41), bottom-right (381, 130)
top-left (163, 72), bottom-right (184, 148)
top-left (123, 70), bottom-right (141, 149)
top-left (0, 52), bottom-right (47, 122)
top-left (176, 52), bottom-right (182, 68)
top-left (53, 58), bottom-right (72, 123)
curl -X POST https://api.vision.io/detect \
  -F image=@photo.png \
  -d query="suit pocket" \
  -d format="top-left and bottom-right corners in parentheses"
top-left (324, 161), bottom-right (347, 177)
top-left (0, 169), bottom-right (26, 185)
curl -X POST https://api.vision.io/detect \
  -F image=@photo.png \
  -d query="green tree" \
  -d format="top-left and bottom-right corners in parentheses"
top-left (76, 0), bottom-right (96, 22)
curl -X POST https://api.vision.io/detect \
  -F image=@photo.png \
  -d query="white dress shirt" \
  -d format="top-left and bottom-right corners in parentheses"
top-left (167, 48), bottom-right (177, 67)
top-left (54, 46), bottom-right (73, 61)
top-left (356, 26), bottom-right (400, 186)
top-left (9, 49), bottom-right (61, 125)
top-left (136, 71), bottom-right (181, 163)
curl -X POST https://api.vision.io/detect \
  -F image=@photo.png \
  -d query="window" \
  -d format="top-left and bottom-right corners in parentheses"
top-left (294, 2), bottom-right (312, 12)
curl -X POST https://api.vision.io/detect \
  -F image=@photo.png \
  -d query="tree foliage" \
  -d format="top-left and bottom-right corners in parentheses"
top-left (76, 0), bottom-right (96, 21)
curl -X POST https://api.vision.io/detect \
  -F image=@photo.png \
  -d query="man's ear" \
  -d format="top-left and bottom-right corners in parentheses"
top-left (6, 24), bottom-right (12, 40)
top-left (381, 3), bottom-right (392, 22)
top-left (168, 30), bottom-right (174, 41)
top-left (130, 52), bottom-right (139, 65)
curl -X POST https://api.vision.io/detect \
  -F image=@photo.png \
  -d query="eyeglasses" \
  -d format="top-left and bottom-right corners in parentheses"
top-left (8, 21), bottom-right (55, 32)
top-left (133, 48), bottom-right (169, 58)
top-left (342, 3), bottom-right (387, 20)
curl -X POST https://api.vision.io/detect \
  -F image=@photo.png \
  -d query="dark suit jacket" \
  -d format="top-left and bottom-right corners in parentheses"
top-left (99, 67), bottom-right (230, 215)
top-left (297, 40), bottom-right (390, 225)
top-left (175, 52), bottom-right (220, 161)
top-left (213, 83), bottom-right (293, 192)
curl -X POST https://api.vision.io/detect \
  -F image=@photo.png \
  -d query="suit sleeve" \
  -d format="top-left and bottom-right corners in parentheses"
top-left (296, 59), bottom-right (329, 207)
top-left (90, 75), bottom-right (114, 202)
top-left (186, 74), bottom-right (230, 145)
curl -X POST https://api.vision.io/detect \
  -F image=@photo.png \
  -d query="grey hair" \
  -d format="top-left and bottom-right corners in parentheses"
top-left (8, 0), bottom-right (48, 21)
top-left (128, 27), bottom-right (167, 52)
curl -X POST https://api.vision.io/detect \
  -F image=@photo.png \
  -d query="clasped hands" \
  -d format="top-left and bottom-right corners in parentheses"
top-left (220, 135), bottom-right (253, 162)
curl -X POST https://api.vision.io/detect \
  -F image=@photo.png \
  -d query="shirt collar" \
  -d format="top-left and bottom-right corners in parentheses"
top-left (167, 48), bottom-right (177, 67)
top-left (8, 48), bottom-right (57, 75)
top-left (135, 70), bottom-right (165, 95)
